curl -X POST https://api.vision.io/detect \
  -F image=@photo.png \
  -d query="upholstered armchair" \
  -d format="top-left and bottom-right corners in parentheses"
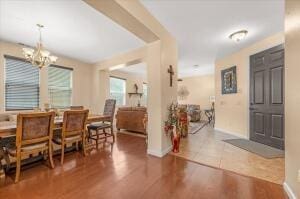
top-left (187, 105), bottom-right (201, 122)
top-left (116, 107), bottom-right (147, 134)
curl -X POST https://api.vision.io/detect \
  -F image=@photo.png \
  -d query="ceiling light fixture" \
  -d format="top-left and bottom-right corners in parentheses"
top-left (22, 24), bottom-right (58, 69)
top-left (229, 30), bottom-right (248, 42)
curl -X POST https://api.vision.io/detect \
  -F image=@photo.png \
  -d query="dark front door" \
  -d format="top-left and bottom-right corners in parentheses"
top-left (250, 44), bottom-right (284, 150)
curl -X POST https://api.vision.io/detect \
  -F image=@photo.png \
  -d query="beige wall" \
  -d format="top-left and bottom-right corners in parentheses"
top-left (90, 47), bottom-right (147, 114)
top-left (109, 70), bottom-right (147, 107)
top-left (285, 0), bottom-right (300, 197)
top-left (178, 74), bottom-right (215, 110)
top-left (87, 0), bottom-right (178, 157)
top-left (215, 32), bottom-right (284, 138)
top-left (0, 41), bottom-right (93, 112)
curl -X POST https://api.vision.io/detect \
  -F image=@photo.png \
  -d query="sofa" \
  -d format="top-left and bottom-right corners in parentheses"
top-left (116, 107), bottom-right (147, 134)
top-left (179, 104), bottom-right (201, 122)
top-left (187, 105), bottom-right (201, 122)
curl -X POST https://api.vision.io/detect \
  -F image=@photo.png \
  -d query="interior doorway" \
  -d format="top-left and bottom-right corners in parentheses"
top-left (109, 62), bottom-right (148, 139)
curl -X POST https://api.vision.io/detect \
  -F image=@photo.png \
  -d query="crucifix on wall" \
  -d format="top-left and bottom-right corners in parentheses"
top-left (168, 65), bottom-right (175, 87)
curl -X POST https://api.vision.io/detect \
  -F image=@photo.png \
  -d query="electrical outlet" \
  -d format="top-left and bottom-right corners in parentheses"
top-left (298, 170), bottom-right (300, 182)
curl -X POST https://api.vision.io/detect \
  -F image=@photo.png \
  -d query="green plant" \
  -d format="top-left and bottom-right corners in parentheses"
top-left (164, 102), bottom-right (179, 136)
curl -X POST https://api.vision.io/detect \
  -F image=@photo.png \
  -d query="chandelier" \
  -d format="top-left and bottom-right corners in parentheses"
top-left (22, 24), bottom-right (58, 69)
top-left (178, 85), bottom-right (190, 100)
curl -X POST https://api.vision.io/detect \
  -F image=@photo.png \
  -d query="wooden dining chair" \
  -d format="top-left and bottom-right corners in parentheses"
top-left (6, 112), bottom-right (55, 183)
top-left (87, 99), bottom-right (116, 149)
top-left (52, 110), bottom-right (89, 164)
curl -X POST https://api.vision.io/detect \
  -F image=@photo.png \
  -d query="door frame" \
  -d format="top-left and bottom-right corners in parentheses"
top-left (246, 43), bottom-right (284, 141)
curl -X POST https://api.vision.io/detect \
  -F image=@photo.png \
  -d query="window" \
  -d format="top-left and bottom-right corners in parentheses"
top-left (142, 83), bottom-right (147, 106)
top-left (110, 77), bottom-right (126, 106)
top-left (48, 65), bottom-right (72, 108)
top-left (5, 56), bottom-right (40, 110)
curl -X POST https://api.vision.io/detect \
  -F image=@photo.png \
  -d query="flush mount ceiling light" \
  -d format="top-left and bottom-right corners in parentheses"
top-left (229, 30), bottom-right (248, 42)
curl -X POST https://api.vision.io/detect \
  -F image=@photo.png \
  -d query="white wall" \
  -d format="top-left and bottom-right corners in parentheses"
top-left (0, 40), bottom-right (93, 112)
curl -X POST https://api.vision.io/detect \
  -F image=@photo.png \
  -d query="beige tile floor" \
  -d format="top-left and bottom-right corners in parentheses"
top-left (171, 125), bottom-right (285, 184)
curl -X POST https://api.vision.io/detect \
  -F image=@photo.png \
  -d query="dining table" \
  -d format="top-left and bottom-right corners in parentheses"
top-left (0, 114), bottom-right (110, 179)
top-left (0, 114), bottom-right (110, 138)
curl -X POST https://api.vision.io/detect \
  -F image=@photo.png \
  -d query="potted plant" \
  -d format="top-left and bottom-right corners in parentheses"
top-left (164, 102), bottom-right (181, 153)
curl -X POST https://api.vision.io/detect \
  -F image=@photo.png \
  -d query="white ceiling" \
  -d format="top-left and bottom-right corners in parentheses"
top-left (118, 62), bottom-right (147, 78)
top-left (142, 0), bottom-right (284, 77)
top-left (0, 0), bottom-right (144, 64)
top-left (0, 0), bottom-right (284, 78)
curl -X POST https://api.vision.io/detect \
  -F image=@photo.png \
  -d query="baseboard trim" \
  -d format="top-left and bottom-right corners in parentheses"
top-left (283, 182), bottom-right (297, 199)
top-left (147, 145), bottom-right (172, 158)
top-left (214, 127), bottom-right (248, 139)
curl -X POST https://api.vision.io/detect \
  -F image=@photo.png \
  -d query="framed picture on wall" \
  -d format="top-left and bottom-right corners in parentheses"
top-left (221, 66), bottom-right (237, 94)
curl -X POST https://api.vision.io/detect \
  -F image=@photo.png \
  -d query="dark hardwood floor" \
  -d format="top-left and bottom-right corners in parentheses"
top-left (0, 134), bottom-right (287, 199)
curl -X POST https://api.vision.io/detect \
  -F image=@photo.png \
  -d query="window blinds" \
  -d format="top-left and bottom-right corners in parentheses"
top-left (48, 65), bottom-right (72, 108)
top-left (5, 56), bottom-right (40, 110)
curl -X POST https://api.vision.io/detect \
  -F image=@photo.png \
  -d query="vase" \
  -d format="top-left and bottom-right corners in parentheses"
top-left (172, 133), bottom-right (180, 153)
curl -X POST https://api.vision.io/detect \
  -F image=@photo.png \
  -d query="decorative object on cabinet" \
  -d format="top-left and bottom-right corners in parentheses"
top-left (128, 83), bottom-right (143, 98)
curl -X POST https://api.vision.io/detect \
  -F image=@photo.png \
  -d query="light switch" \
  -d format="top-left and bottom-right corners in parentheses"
top-left (298, 169), bottom-right (300, 182)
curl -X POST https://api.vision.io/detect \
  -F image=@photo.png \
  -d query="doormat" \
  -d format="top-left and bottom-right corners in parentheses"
top-left (223, 139), bottom-right (284, 159)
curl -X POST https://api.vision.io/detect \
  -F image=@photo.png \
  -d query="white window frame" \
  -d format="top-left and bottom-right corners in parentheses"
top-left (109, 76), bottom-right (126, 106)
top-left (48, 65), bottom-right (73, 109)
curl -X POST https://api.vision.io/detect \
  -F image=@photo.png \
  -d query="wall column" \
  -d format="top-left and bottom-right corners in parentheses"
top-left (84, 0), bottom-right (178, 157)
top-left (91, 69), bottom-right (109, 114)
top-left (147, 38), bottom-right (178, 156)
top-left (284, 0), bottom-right (300, 197)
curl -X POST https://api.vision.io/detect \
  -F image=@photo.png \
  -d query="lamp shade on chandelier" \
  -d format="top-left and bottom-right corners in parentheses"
top-left (22, 24), bottom-right (58, 69)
